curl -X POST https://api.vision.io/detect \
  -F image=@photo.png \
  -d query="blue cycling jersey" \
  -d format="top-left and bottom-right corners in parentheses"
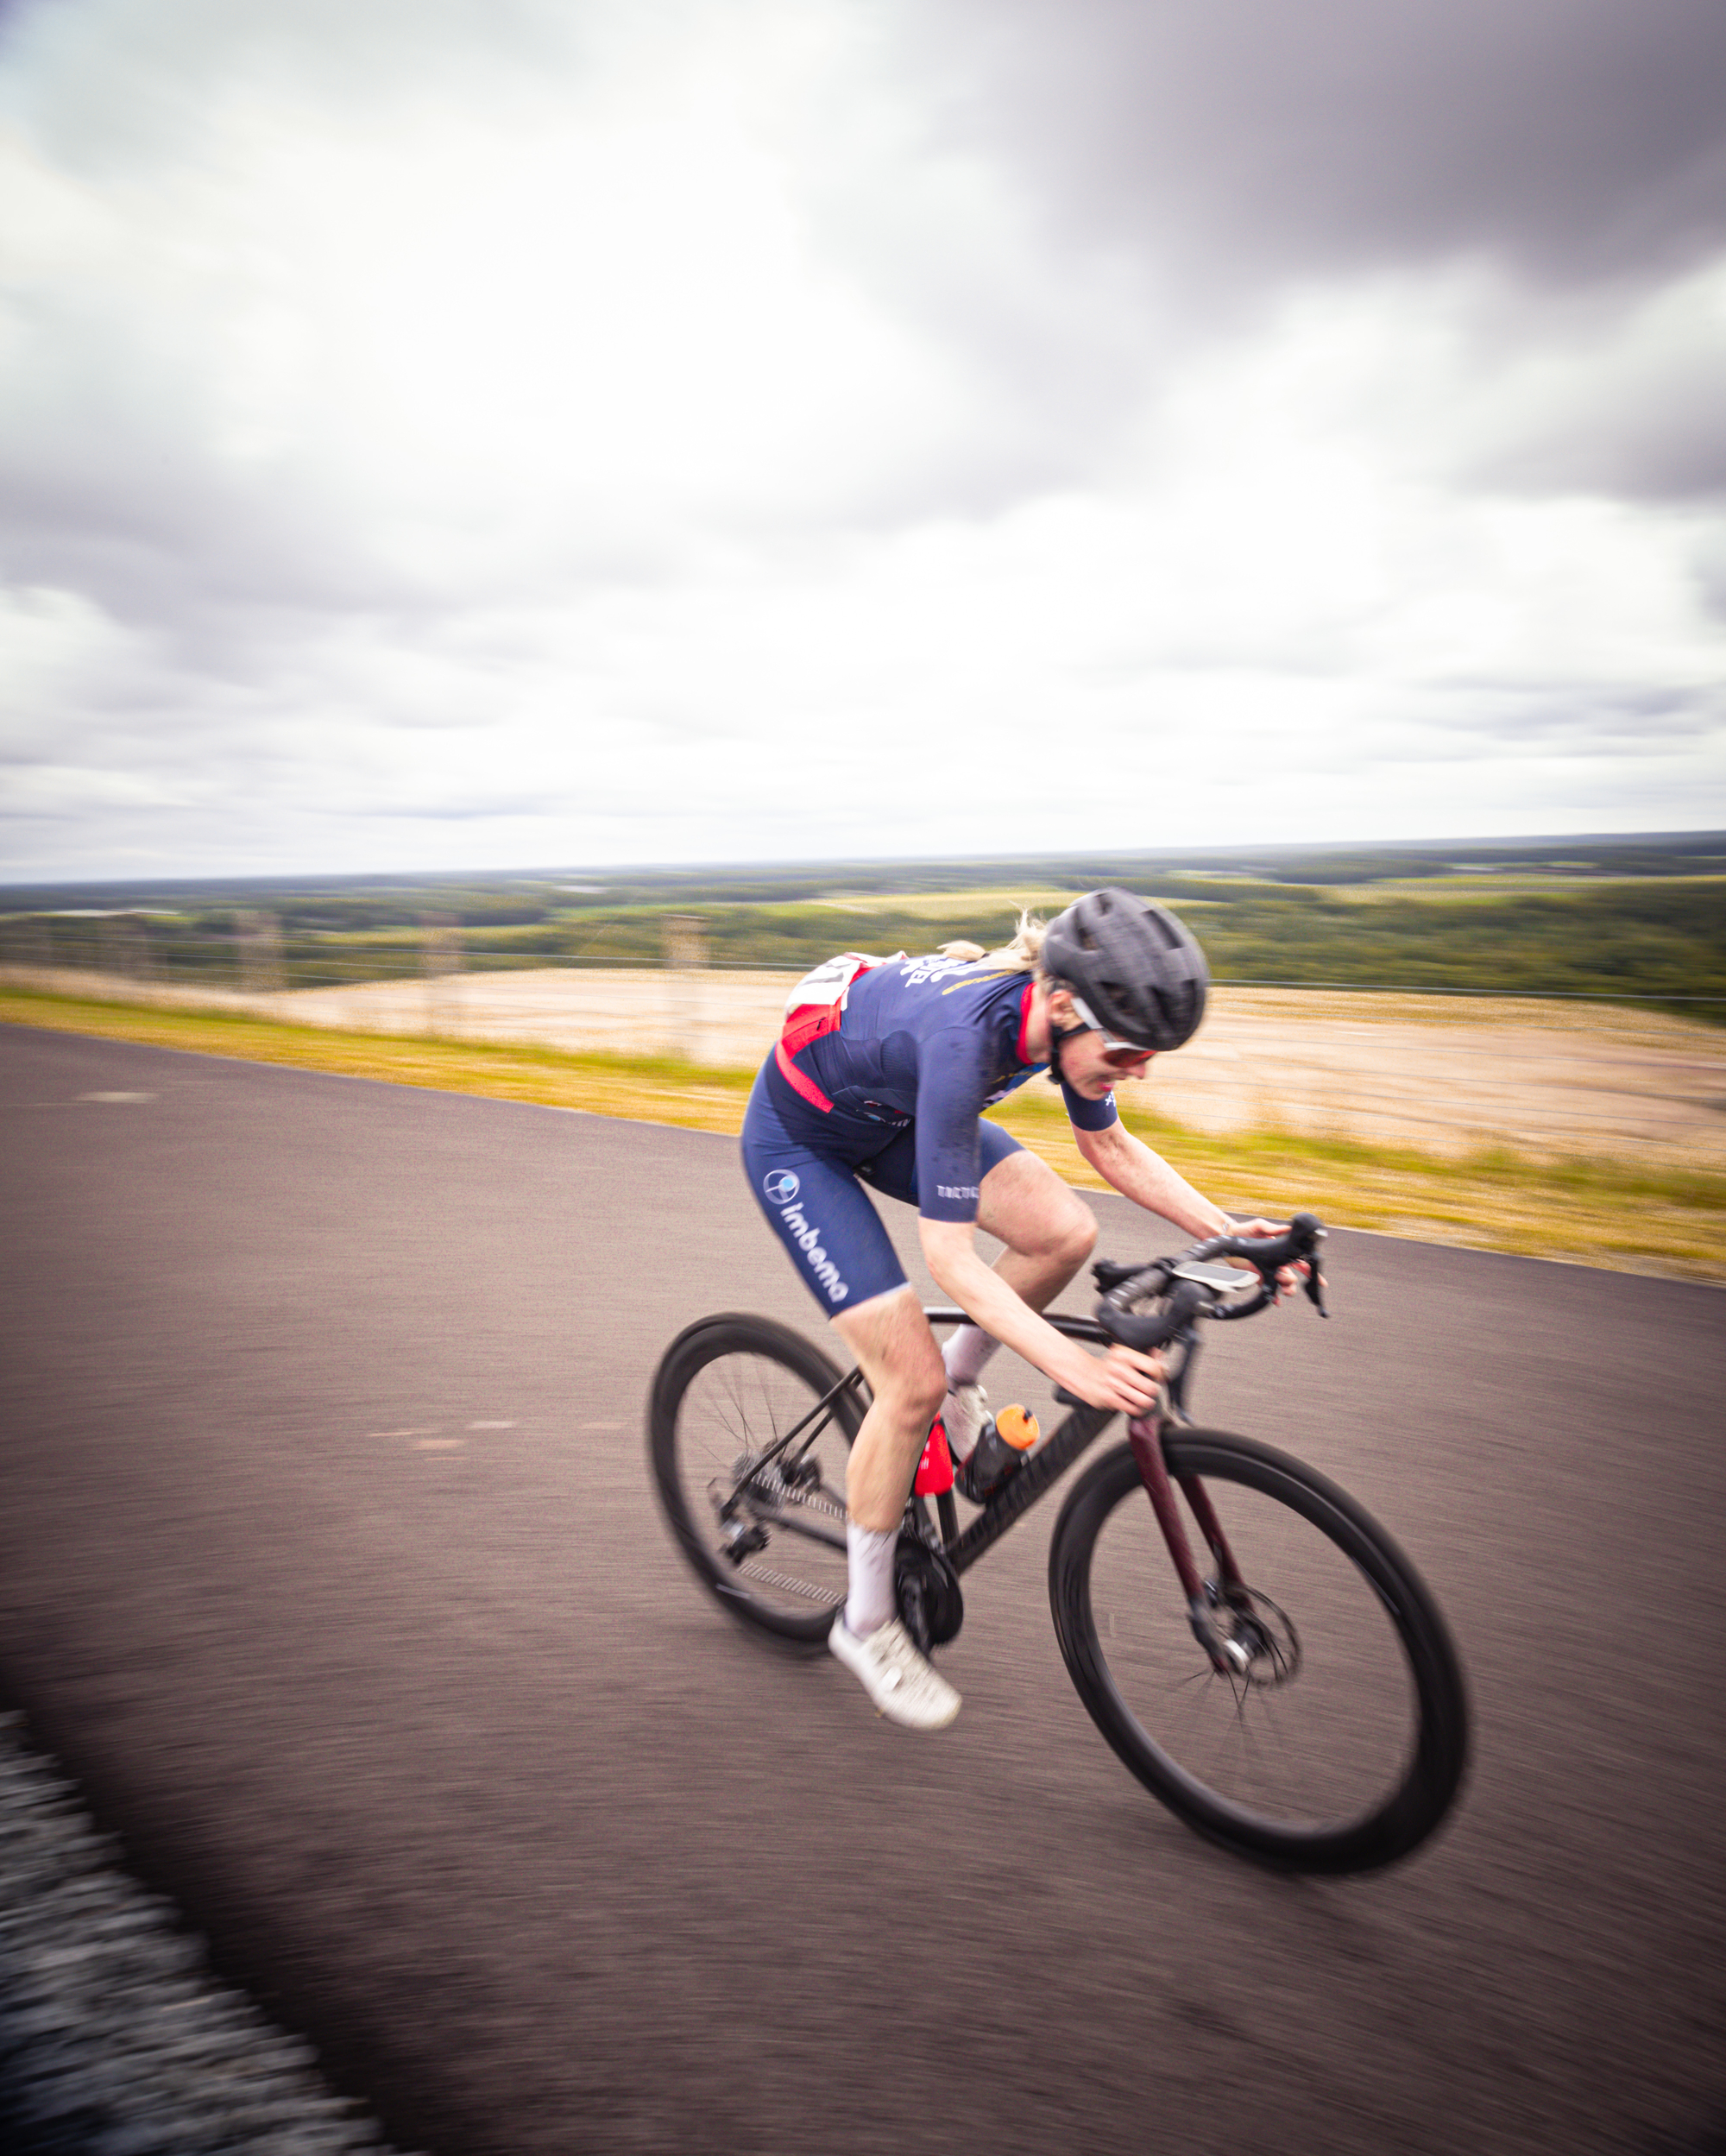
top-left (766, 953), bottom-right (1118, 1223)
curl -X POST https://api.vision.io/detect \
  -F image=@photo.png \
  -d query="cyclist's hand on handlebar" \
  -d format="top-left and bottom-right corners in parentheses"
top-left (1226, 1218), bottom-right (1319, 1298)
top-left (1055, 1342), bottom-right (1165, 1415)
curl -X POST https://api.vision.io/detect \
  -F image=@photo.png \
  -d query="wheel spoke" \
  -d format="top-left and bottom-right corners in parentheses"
top-left (1050, 1433), bottom-right (1465, 1867)
top-left (651, 1324), bottom-right (859, 1642)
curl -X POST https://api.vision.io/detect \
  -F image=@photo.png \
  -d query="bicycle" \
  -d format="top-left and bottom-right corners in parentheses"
top-left (647, 1214), bottom-right (1470, 1873)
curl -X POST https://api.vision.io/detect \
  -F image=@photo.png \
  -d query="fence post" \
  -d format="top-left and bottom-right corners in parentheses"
top-left (109, 912), bottom-right (153, 992)
top-left (663, 914), bottom-right (708, 1060)
top-left (0, 912), bottom-right (34, 975)
top-left (421, 914), bottom-right (461, 1035)
top-left (235, 911), bottom-right (286, 995)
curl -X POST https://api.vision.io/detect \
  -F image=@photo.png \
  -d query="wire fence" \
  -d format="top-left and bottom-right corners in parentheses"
top-left (2, 910), bottom-right (1722, 1004)
top-left (5, 910), bottom-right (1722, 1164)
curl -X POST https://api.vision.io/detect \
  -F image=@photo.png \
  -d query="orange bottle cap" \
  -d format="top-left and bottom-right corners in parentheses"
top-left (995, 1404), bottom-right (1041, 1451)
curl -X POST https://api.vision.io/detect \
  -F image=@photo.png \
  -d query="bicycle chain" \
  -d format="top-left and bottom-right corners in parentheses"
top-left (743, 1459), bottom-right (847, 1524)
top-left (737, 1561), bottom-right (843, 1605)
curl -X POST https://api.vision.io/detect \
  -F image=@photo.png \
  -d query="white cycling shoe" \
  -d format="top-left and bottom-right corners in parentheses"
top-left (942, 1381), bottom-right (989, 1460)
top-left (828, 1616), bottom-right (961, 1730)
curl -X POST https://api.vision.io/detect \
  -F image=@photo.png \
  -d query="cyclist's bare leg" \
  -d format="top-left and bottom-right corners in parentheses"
top-left (942, 1150), bottom-right (1099, 1395)
top-left (825, 1160), bottom-right (1091, 1631)
top-left (821, 1285), bottom-right (964, 1724)
top-left (830, 1283), bottom-right (947, 1534)
top-left (974, 1148), bottom-right (1099, 1311)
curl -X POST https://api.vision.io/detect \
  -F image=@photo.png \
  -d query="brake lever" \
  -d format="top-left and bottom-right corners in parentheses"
top-left (1054, 1279), bottom-right (1206, 1407)
top-left (1229, 1212), bottom-right (1329, 1313)
top-left (1062, 1214), bottom-right (1331, 1407)
top-left (1282, 1214), bottom-right (1329, 1316)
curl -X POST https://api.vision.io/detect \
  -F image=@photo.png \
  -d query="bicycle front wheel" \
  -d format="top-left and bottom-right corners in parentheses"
top-left (649, 1314), bottom-right (863, 1644)
top-left (1049, 1433), bottom-right (1468, 1872)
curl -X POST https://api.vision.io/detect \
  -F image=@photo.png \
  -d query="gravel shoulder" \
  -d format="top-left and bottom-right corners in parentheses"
top-left (1, 1713), bottom-right (407, 2156)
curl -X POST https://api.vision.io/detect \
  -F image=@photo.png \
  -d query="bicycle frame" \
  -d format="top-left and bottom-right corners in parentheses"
top-left (652, 1215), bottom-right (1478, 1868)
top-left (923, 1310), bottom-right (1243, 1662)
top-left (923, 1309), bottom-right (1116, 1575)
top-left (734, 1306), bottom-right (1242, 1661)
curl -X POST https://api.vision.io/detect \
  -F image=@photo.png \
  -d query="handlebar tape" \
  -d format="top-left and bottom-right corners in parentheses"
top-left (1089, 1213), bottom-right (1327, 1350)
top-left (1094, 1277), bottom-right (1210, 1352)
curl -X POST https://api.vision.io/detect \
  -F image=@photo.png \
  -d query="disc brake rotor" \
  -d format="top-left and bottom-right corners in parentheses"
top-left (1210, 1583), bottom-right (1301, 1687)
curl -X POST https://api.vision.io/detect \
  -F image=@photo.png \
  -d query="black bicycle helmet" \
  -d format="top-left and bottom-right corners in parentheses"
top-left (1041, 888), bottom-right (1209, 1052)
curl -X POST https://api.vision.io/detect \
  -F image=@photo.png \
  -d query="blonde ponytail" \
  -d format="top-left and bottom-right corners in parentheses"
top-left (956, 906), bottom-right (1049, 974)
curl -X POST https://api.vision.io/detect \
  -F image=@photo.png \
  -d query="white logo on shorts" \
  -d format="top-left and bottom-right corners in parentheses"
top-left (777, 1195), bottom-right (849, 1303)
top-left (763, 1169), bottom-right (801, 1205)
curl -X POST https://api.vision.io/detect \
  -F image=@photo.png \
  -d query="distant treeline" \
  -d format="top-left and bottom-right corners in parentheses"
top-left (461, 882), bottom-right (1726, 1006)
top-left (5, 829), bottom-right (1723, 918)
top-left (3, 835), bottom-right (1723, 1014)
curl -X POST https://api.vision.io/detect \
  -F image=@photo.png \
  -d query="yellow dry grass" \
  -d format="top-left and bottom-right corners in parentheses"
top-left (5, 985), bottom-right (1722, 1284)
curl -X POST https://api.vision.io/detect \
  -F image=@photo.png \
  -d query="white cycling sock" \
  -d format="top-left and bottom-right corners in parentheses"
top-left (844, 1522), bottom-right (898, 1639)
top-left (943, 1325), bottom-right (1001, 1390)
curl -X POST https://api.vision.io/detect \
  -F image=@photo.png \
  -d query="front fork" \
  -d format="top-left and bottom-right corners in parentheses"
top-left (1126, 1408), bottom-right (1247, 1675)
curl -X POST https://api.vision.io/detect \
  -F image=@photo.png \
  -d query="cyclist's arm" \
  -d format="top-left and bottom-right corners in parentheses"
top-left (918, 1217), bottom-right (1161, 1413)
top-left (912, 1024), bottom-right (1159, 1410)
top-left (1073, 1119), bottom-right (1307, 1287)
top-left (1071, 1117), bottom-right (1233, 1239)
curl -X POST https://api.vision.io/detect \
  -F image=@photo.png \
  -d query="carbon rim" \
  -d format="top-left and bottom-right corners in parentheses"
top-left (1055, 1437), bottom-right (1466, 1869)
top-left (654, 1323), bottom-right (859, 1640)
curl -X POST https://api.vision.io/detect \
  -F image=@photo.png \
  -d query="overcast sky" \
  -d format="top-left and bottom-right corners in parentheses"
top-left (3, 0), bottom-right (1723, 879)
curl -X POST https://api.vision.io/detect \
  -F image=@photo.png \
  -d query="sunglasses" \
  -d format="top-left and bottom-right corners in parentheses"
top-left (1068, 994), bottom-right (1158, 1068)
top-left (1099, 1040), bottom-right (1157, 1070)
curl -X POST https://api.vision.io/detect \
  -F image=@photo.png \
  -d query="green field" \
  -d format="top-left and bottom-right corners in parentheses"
top-left (5, 833), bottom-right (1724, 1013)
top-left (446, 877), bottom-right (1726, 1006)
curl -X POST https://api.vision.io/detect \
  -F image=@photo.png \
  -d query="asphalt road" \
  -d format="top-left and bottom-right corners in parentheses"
top-left (3, 1025), bottom-right (1723, 2156)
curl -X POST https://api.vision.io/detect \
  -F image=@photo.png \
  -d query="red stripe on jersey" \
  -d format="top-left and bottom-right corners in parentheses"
top-left (1016, 978), bottom-right (1036, 1066)
top-left (774, 1037), bottom-right (835, 1113)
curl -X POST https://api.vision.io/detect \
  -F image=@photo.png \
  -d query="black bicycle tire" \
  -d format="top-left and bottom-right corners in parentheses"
top-left (1049, 1431), bottom-right (1469, 1873)
top-left (649, 1313), bottom-right (864, 1645)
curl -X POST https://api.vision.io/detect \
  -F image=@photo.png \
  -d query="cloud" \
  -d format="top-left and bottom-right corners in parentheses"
top-left (893, 0), bottom-right (1726, 297)
top-left (0, 0), bottom-right (1722, 878)
top-left (1457, 267), bottom-right (1726, 501)
top-left (1432, 682), bottom-right (1720, 744)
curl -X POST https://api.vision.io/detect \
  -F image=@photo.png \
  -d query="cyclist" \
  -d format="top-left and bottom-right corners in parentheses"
top-left (740, 887), bottom-right (1293, 1730)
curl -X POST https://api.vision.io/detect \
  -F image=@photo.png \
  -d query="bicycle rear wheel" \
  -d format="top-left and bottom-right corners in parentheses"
top-left (1049, 1433), bottom-right (1468, 1872)
top-left (649, 1314), bottom-right (863, 1644)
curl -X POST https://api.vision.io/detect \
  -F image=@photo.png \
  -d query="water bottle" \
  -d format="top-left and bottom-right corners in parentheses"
top-left (956, 1404), bottom-right (1041, 1504)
